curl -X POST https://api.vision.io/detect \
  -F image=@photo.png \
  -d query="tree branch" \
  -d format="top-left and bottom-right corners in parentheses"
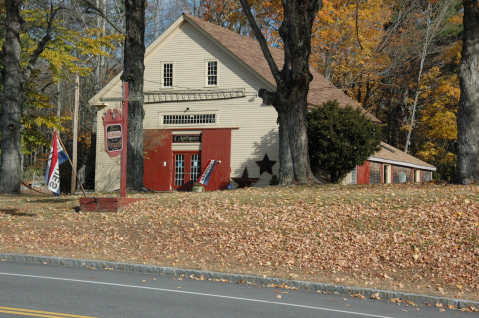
top-left (24, 3), bottom-right (63, 81)
top-left (355, 0), bottom-right (363, 50)
top-left (239, 0), bottom-right (282, 86)
top-left (78, 0), bottom-right (125, 36)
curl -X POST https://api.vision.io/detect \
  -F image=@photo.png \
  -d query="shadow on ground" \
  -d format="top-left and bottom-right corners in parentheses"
top-left (32, 198), bottom-right (74, 204)
top-left (0, 209), bottom-right (36, 217)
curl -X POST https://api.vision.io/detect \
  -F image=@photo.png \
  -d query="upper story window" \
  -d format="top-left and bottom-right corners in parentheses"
top-left (163, 63), bottom-right (173, 88)
top-left (206, 61), bottom-right (218, 86)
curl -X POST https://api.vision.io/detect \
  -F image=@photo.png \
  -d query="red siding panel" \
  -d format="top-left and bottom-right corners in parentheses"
top-left (380, 163), bottom-right (384, 184)
top-left (143, 130), bottom-right (172, 191)
top-left (357, 161), bottom-right (370, 184)
top-left (201, 130), bottom-right (232, 191)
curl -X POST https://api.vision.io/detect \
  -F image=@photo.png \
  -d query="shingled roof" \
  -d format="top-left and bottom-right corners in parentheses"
top-left (184, 14), bottom-right (380, 123)
top-left (184, 14), bottom-right (437, 170)
top-left (370, 142), bottom-right (436, 170)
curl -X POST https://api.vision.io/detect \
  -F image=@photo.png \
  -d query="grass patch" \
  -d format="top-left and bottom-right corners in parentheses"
top-left (0, 183), bottom-right (478, 302)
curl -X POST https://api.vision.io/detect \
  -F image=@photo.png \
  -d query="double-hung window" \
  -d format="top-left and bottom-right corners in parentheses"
top-left (163, 63), bottom-right (173, 88)
top-left (206, 61), bottom-right (218, 86)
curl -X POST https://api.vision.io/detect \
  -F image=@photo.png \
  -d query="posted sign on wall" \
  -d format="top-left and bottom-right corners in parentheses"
top-left (102, 109), bottom-right (124, 157)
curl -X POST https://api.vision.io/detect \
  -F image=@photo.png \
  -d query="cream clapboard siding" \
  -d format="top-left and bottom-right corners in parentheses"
top-left (94, 21), bottom-right (279, 191)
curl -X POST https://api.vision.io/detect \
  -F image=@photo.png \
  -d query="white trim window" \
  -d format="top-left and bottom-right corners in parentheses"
top-left (162, 63), bottom-right (174, 88)
top-left (160, 110), bottom-right (220, 127)
top-left (206, 61), bottom-right (218, 86)
top-left (164, 114), bottom-right (216, 125)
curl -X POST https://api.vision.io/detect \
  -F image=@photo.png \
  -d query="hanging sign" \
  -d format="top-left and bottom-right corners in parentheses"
top-left (102, 109), bottom-right (124, 157)
top-left (173, 135), bottom-right (202, 143)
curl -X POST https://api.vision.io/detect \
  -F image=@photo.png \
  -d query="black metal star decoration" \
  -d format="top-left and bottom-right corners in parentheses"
top-left (231, 167), bottom-right (259, 188)
top-left (255, 154), bottom-right (277, 175)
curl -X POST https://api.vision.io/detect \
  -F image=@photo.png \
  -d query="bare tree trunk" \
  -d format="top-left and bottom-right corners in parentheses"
top-left (404, 0), bottom-right (454, 153)
top-left (281, 91), bottom-right (313, 184)
top-left (240, 0), bottom-right (321, 185)
top-left (0, 0), bottom-right (24, 193)
top-left (154, 0), bottom-right (160, 39)
top-left (121, 0), bottom-right (146, 190)
top-left (57, 80), bottom-right (61, 116)
top-left (404, 2), bottom-right (430, 154)
top-left (457, 0), bottom-right (479, 184)
top-left (386, 103), bottom-right (399, 148)
top-left (277, 112), bottom-right (294, 184)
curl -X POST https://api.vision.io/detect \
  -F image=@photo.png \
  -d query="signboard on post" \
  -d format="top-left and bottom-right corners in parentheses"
top-left (80, 82), bottom-right (146, 212)
top-left (102, 109), bottom-right (123, 157)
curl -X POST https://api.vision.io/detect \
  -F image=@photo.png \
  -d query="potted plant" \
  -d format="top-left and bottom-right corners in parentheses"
top-left (192, 182), bottom-right (205, 192)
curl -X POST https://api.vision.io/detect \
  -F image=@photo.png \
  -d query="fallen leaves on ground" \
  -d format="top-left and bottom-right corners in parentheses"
top-left (0, 183), bottom-right (478, 301)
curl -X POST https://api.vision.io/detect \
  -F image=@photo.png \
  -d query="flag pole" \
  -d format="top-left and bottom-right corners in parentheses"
top-left (57, 132), bottom-right (87, 197)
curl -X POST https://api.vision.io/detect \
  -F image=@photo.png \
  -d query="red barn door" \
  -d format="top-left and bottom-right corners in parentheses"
top-left (201, 130), bottom-right (232, 191)
top-left (357, 161), bottom-right (370, 184)
top-left (143, 130), bottom-right (172, 191)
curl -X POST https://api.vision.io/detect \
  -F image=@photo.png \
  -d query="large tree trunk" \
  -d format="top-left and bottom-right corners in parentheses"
top-left (121, 0), bottom-right (146, 190)
top-left (277, 112), bottom-right (294, 184)
top-left (280, 91), bottom-right (314, 184)
top-left (0, 2), bottom-right (60, 193)
top-left (457, 0), bottom-right (479, 184)
top-left (0, 0), bottom-right (24, 193)
top-left (241, 0), bottom-right (322, 185)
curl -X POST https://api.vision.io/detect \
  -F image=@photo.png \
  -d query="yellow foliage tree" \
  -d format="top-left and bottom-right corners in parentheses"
top-left (0, 4), bottom-right (123, 154)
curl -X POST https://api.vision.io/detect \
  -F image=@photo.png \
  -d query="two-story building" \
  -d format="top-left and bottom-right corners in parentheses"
top-left (89, 14), bottom-right (435, 191)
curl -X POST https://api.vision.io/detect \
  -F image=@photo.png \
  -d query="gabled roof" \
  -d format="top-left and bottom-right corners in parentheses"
top-left (369, 142), bottom-right (436, 171)
top-left (183, 14), bottom-right (380, 123)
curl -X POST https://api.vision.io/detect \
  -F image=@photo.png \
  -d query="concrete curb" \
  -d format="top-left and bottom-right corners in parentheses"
top-left (1, 253), bottom-right (477, 310)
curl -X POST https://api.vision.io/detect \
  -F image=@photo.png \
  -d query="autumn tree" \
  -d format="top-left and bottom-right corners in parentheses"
top-left (239, 0), bottom-right (322, 185)
top-left (404, 0), bottom-right (457, 153)
top-left (416, 65), bottom-right (459, 180)
top-left (457, 0), bottom-right (479, 184)
top-left (308, 100), bottom-right (381, 183)
top-left (0, 0), bottom-right (64, 193)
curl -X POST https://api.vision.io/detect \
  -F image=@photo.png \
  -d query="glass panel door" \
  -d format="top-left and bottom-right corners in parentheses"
top-left (190, 154), bottom-right (201, 186)
top-left (174, 154), bottom-right (185, 186)
top-left (172, 152), bottom-right (200, 191)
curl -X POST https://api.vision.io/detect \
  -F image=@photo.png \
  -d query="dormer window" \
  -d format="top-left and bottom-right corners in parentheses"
top-left (162, 63), bottom-right (173, 88)
top-left (206, 61), bottom-right (218, 86)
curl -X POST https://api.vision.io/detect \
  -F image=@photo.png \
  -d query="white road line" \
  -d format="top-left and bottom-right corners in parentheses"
top-left (0, 272), bottom-right (397, 318)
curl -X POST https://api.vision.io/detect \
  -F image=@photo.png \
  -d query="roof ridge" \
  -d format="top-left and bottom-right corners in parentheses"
top-left (183, 13), bottom-right (380, 123)
top-left (183, 13), bottom-right (284, 53)
top-left (375, 142), bottom-right (435, 169)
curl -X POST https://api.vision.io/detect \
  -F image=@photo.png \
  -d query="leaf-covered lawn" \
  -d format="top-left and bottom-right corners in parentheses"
top-left (1, 183), bottom-right (478, 302)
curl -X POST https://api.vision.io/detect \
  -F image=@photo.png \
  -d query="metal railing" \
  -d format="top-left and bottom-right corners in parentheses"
top-left (143, 88), bottom-right (246, 104)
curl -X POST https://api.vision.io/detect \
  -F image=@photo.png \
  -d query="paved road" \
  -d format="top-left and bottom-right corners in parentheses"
top-left (0, 261), bottom-right (474, 318)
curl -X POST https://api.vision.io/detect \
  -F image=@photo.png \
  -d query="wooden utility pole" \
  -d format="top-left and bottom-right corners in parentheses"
top-left (120, 82), bottom-right (129, 198)
top-left (71, 74), bottom-right (80, 194)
